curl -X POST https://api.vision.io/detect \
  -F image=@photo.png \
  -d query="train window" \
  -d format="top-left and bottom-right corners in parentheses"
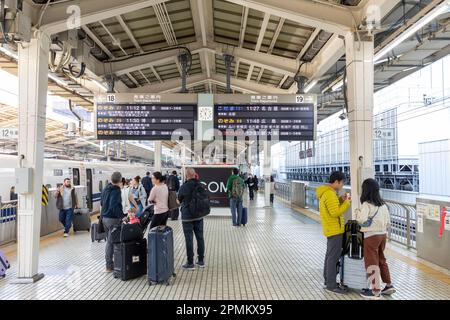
top-left (73, 168), bottom-right (80, 186)
top-left (383, 165), bottom-right (389, 172)
top-left (99, 181), bottom-right (103, 192)
top-left (53, 169), bottom-right (63, 176)
top-left (375, 165), bottom-right (380, 172)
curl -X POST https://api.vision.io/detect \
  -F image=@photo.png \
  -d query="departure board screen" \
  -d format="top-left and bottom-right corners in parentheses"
top-left (214, 103), bottom-right (315, 141)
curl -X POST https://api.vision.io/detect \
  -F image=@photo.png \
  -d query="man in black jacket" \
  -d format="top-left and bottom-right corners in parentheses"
top-left (101, 171), bottom-right (124, 272)
top-left (177, 168), bottom-right (205, 271)
top-left (141, 172), bottom-right (153, 205)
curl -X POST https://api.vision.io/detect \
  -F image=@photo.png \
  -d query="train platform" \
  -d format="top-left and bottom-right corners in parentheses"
top-left (1, 195), bottom-right (449, 300)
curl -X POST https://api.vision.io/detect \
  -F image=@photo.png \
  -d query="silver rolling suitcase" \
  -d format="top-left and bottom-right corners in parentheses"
top-left (339, 256), bottom-right (368, 290)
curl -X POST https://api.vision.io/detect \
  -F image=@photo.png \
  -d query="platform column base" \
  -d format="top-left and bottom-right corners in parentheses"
top-left (11, 273), bottom-right (45, 284)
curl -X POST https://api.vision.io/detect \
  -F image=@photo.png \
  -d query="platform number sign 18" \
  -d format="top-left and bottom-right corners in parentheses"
top-left (106, 94), bottom-right (116, 103)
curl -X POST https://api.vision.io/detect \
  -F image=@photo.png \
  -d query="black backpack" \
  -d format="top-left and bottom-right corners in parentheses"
top-left (188, 182), bottom-right (211, 219)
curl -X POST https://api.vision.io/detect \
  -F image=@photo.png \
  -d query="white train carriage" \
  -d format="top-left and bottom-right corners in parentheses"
top-left (0, 154), bottom-right (172, 212)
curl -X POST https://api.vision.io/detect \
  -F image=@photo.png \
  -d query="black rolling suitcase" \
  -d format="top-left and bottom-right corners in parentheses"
top-left (113, 239), bottom-right (147, 281)
top-left (91, 222), bottom-right (106, 242)
top-left (73, 208), bottom-right (91, 232)
top-left (110, 223), bottom-right (143, 244)
top-left (147, 226), bottom-right (176, 285)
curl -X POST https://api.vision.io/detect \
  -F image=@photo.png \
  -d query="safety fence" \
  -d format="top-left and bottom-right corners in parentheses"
top-left (277, 181), bottom-right (417, 250)
top-left (0, 200), bottom-right (17, 246)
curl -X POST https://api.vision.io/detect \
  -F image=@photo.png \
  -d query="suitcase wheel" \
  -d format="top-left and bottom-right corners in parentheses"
top-left (172, 273), bottom-right (177, 278)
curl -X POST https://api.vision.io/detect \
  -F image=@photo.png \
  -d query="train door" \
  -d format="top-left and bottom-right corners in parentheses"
top-left (86, 169), bottom-right (93, 210)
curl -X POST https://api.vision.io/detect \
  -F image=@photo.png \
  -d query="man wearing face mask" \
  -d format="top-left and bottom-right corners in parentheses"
top-left (54, 178), bottom-right (79, 237)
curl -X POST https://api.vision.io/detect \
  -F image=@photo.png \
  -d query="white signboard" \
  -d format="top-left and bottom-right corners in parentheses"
top-left (0, 127), bottom-right (18, 139)
top-left (373, 128), bottom-right (395, 141)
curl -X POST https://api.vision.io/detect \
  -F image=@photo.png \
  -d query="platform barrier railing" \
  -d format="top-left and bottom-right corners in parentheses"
top-left (0, 200), bottom-right (18, 246)
top-left (274, 182), bottom-right (291, 202)
top-left (290, 184), bottom-right (417, 250)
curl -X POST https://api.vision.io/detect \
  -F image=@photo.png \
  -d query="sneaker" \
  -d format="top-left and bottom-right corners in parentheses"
top-left (182, 263), bottom-right (195, 270)
top-left (381, 285), bottom-right (396, 295)
top-left (104, 268), bottom-right (113, 273)
top-left (360, 290), bottom-right (381, 300)
top-left (63, 233), bottom-right (69, 237)
top-left (196, 261), bottom-right (206, 268)
top-left (325, 287), bottom-right (348, 295)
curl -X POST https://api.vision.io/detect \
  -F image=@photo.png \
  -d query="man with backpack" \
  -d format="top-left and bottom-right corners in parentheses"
top-left (177, 168), bottom-right (209, 270)
top-left (226, 168), bottom-right (245, 227)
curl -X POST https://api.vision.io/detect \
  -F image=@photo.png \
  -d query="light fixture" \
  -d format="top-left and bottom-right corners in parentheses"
top-left (0, 45), bottom-right (18, 60)
top-left (92, 79), bottom-right (108, 92)
top-left (304, 79), bottom-right (318, 93)
top-left (332, 80), bottom-right (344, 92)
top-left (48, 73), bottom-right (67, 86)
top-left (374, 2), bottom-right (450, 62)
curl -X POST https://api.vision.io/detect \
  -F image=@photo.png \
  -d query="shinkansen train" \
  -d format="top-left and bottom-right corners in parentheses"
top-left (0, 154), bottom-right (177, 212)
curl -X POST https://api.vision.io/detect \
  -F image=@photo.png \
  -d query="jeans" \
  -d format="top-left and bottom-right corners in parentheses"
top-left (149, 211), bottom-right (170, 229)
top-left (58, 208), bottom-right (73, 234)
top-left (230, 198), bottom-right (243, 226)
top-left (323, 234), bottom-right (343, 289)
top-left (364, 235), bottom-right (391, 291)
top-left (102, 217), bottom-right (122, 269)
top-left (249, 188), bottom-right (254, 200)
top-left (182, 219), bottom-right (205, 265)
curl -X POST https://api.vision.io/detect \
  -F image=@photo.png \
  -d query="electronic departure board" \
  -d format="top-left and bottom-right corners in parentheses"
top-left (95, 94), bottom-right (197, 140)
top-left (214, 94), bottom-right (316, 141)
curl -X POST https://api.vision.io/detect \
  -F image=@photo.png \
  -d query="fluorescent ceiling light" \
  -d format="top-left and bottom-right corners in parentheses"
top-left (48, 73), bottom-right (67, 86)
top-left (304, 79), bottom-right (318, 93)
top-left (0, 45), bottom-right (18, 60)
top-left (92, 79), bottom-right (108, 92)
top-left (332, 80), bottom-right (344, 92)
top-left (374, 2), bottom-right (450, 62)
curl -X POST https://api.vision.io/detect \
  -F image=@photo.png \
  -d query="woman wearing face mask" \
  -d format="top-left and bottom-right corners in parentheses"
top-left (129, 176), bottom-right (147, 217)
top-left (148, 171), bottom-right (170, 229)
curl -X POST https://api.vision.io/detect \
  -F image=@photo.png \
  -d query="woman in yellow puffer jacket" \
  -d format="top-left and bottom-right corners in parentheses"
top-left (316, 171), bottom-right (351, 295)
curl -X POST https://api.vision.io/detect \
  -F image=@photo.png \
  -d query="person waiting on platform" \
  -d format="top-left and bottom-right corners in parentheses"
top-left (270, 175), bottom-right (275, 205)
top-left (130, 176), bottom-right (147, 217)
top-left (177, 167), bottom-right (206, 270)
top-left (355, 178), bottom-right (396, 300)
top-left (121, 178), bottom-right (131, 217)
top-left (316, 171), bottom-right (351, 295)
top-left (148, 172), bottom-right (170, 229)
top-left (54, 178), bottom-right (79, 238)
top-left (246, 174), bottom-right (256, 201)
top-left (141, 172), bottom-right (153, 205)
top-left (100, 172), bottom-right (124, 273)
top-left (9, 186), bottom-right (18, 201)
top-left (167, 170), bottom-right (180, 193)
top-left (226, 168), bottom-right (245, 227)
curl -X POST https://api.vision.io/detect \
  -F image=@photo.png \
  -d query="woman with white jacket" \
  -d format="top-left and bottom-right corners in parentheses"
top-left (355, 178), bottom-right (396, 300)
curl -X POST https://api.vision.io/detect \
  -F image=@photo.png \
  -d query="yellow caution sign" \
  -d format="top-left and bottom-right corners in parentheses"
top-left (41, 185), bottom-right (49, 207)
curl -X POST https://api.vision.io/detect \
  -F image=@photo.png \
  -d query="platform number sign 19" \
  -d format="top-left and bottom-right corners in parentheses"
top-left (296, 95), bottom-right (304, 103)
top-left (106, 94), bottom-right (116, 103)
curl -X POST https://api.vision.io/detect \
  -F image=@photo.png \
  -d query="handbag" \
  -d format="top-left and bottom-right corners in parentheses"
top-left (360, 207), bottom-right (380, 228)
top-left (168, 188), bottom-right (179, 210)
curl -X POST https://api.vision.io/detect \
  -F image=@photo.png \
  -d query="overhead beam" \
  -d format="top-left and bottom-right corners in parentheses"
top-left (81, 25), bottom-right (114, 59)
top-left (40, 0), bottom-right (169, 35)
top-left (116, 15), bottom-right (143, 53)
top-left (255, 13), bottom-right (270, 52)
top-left (102, 41), bottom-right (299, 78)
top-left (224, 0), bottom-right (354, 35)
top-left (239, 7), bottom-right (250, 48)
top-left (267, 18), bottom-right (285, 54)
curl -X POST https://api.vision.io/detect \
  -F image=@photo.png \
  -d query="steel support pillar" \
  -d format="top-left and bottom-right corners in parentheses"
top-left (14, 34), bottom-right (50, 283)
top-left (263, 140), bottom-right (272, 207)
top-left (345, 32), bottom-right (375, 216)
top-left (154, 141), bottom-right (162, 172)
top-left (179, 53), bottom-right (190, 93)
top-left (223, 54), bottom-right (234, 94)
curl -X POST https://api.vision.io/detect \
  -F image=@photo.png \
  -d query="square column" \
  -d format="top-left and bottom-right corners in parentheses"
top-left (345, 32), bottom-right (375, 214)
top-left (15, 34), bottom-right (51, 283)
top-left (154, 141), bottom-right (162, 172)
top-left (263, 140), bottom-right (272, 207)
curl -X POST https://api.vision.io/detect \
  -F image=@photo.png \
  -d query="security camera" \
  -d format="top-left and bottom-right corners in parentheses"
top-left (339, 112), bottom-right (347, 121)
